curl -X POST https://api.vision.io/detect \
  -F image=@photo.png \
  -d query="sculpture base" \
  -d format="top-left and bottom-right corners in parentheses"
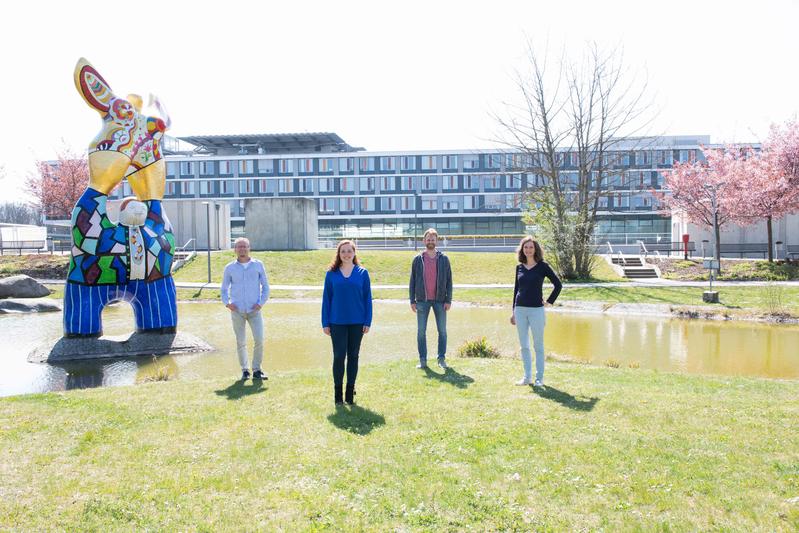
top-left (28, 331), bottom-right (213, 363)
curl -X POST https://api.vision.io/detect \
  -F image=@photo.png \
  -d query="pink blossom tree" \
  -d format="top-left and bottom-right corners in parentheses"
top-left (730, 121), bottom-right (799, 261)
top-left (25, 147), bottom-right (89, 219)
top-left (662, 148), bottom-right (742, 272)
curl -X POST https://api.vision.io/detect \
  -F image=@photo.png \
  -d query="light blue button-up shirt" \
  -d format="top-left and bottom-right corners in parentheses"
top-left (221, 258), bottom-right (270, 313)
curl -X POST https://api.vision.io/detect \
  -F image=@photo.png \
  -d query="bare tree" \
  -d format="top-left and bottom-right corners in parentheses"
top-left (0, 202), bottom-right (40, 225)
top-left (495, 42), bottom-right (654, 279)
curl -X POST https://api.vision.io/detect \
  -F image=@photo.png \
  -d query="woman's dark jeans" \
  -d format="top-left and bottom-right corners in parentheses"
top-left (330, 324), bottom-right (364, 386)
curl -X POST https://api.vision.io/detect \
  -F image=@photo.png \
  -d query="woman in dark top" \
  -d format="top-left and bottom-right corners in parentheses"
top-left (322, 240), bottom-right (373, 405)
top-left (510, 236), bottom-right (562, 387)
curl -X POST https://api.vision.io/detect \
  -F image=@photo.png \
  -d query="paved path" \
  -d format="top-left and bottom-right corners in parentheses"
top-left (39, 279), bottom-right (799, 290)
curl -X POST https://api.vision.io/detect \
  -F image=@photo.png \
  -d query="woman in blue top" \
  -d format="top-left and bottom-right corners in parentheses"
top-left (510, 236), bottom-right (562, 388)
top-left (322, 240), bottom-right (373, 405)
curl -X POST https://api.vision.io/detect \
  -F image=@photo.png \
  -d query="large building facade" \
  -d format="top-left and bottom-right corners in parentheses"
top-left (108, 133), bottom-right (715, 243)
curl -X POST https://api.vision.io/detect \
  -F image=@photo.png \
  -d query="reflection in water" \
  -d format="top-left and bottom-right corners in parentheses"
top-left (1, 301), bottom-right (798, 396)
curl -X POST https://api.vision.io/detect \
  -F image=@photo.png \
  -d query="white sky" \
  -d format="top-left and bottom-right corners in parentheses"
top-left (1, 0), bottom-right (797, 201)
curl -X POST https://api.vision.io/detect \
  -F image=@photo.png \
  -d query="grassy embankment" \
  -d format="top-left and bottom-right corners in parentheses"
top-left (5, 252), bottom-right (799, 315)
top-left (1, 357), bottom-right (797, 530)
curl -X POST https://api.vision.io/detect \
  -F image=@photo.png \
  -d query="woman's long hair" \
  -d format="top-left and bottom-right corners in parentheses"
top-left (516, 236), bottom-right (544, 264)
top-left (328, 239), bottom-right (360, 271)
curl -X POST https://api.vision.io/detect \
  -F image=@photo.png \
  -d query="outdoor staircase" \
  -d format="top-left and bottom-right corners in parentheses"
top-left (609, 256), bottom-right (659, 279)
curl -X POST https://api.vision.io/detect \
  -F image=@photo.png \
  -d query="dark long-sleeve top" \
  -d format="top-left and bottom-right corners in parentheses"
top-left (321, 265), bottom-right (373, 327)
top-left (512, 261), bottom-right (562, 308)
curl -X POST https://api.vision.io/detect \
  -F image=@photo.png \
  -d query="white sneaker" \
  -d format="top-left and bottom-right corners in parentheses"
top-left (515, 378), bottom-right (532, 386)
top-left (533, 379), bottom-right (545, 388)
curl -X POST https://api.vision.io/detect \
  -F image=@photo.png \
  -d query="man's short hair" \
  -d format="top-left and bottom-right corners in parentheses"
top-left (234, 237), bottom-right (250, 247)
top-left (423, 228), bottom-right (438, 239)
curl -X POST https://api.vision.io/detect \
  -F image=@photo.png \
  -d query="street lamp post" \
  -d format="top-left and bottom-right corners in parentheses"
top-left (413, 192), bottom-right (419, 251)
top-left (202, 201), bottom-right (211, 283)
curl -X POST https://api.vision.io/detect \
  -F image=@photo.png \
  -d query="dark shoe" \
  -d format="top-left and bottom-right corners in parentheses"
top-left (253, 370), bottom-right (267, 380)
top-left (241, 369), bottom-right (251, 380)
top-left (334, 384), bottom-right (344, 405)
top-left (345, 384), bottom-right (356, 405)
top-left (416, 360), bottom-right (428, 369)
top-left (437, 357), bottom-right (449, 369)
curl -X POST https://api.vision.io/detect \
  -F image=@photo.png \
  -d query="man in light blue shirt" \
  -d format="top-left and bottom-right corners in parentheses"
top-left (221, 237), bottom-right (270, 380)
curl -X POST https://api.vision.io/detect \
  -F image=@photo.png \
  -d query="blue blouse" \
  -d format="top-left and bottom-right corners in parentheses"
top-left (321, 265), bottom-right (373, 327)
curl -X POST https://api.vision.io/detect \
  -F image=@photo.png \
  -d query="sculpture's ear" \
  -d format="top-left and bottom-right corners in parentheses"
top-left (74, 57), bottom-right (115, 113)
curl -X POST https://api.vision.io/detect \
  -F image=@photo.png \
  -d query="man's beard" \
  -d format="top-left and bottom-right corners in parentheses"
top-left (426, 243), bottom-right (435, 250)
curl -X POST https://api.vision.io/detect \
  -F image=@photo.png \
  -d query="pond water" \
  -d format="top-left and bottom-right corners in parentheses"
top-left (1, 301), bottom-right (797, 397)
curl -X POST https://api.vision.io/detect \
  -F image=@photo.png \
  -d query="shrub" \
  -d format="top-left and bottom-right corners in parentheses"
top-left (136, 356), bottom-right (174, 383)
top-left (458, 337), bottom-right (501, 358)
top-left (762, 283), bottom-right (787, 315)
top-left (603, 358), bottom-right (621, 368)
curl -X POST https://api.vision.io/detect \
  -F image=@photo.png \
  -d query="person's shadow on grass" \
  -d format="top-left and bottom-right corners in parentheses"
top-left (327, 405), bottom-right (386, 435)
top-left (214, 377), bottom-right (268, 400)
top-left (423, 366), bottom-right (475, 389)
top-left (533, 385), bottom-right (599, 412)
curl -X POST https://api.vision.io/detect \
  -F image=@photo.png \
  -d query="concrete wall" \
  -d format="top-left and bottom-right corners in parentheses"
top-left (107, 199), bottom-right (231, 251)
top-left (244, 198), bottom-right (318, 250)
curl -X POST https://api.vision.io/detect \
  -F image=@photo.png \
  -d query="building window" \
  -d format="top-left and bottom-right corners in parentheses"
top-left (238, 160), bottom-right (255, 175)
top-left (220, 180), bottom-right (235, 194)
top-left (484, 175), bottom-right (500, 189)
top-left (421, 155), bottom-right (435, 170)
top-left (380, 177), bottom-right (396, 191)
top-left (180, 161), bottom-right (194, 176)
top-left (401, 196), bottom-right (415, 210)
top-left (485, 154), bottom-right (501, 169)
top-left (318, 178), bottom-right (334, 192)
top-left (319, 158), bottom-right (334, 172)
top-left (463, 175), bottom-right (479, 190)
top-left (421, 176), bottom-right (437, 190)
top-left (197, 161), bottom-right (213, 175)
top-left (240, 179), bottom-right (255, 194)
top-left (341, 198), bottom-right (355, 212)
top-left (442, 155), bottom-right (458, 170)
top-left (442, 175), bottom-right (457, 190)
top-left (199, 180), bottom-right (211, 195)
top-left (421, 196), bottom-right (437, 211)
top-left (400, 156), bottom-right (416, 170)
top-left (505, 193), bottom-right (523, 209)
top-left (507, 174), bottom-right (523, 190)
top-left (359, 177), bottom-right (375, 192)
top-left (339, 158), bottom-right (354, 172)
top-left (278, 179), bottom-right (294, 193)
top-left (258, 160), bottom-right (273, 174)
top-left (299, 179), bottom-right (313, 193)
top-left (360, 198), bottom-right (376, 212)
top-left (165, 182), bottom-right (176, 196)
top-left (359, 157), bottom-right (375, 172)
top-left (463, 155), bottom-right (479, 169)
top-left (259, 179), bottom-right (269, 193)
top-left (319, 198), bottom-right (335, 214)
top-left (379, 157), bottom-right (395, 171)
top-left (297, 158), bottom-right (313, 173)
top-left (180, 181), bottom-right (195, 195)
top-left (341, 178), bottom-right (356, 192)
top-left (166, 162), bottom-right (177, 177)
top-left (464, 195), bottom-right (479, 209)
top-left (278, 159), bottom-right (294, 174)
top-left (442, 196), bottom-right (458, 210)
top-left (401, 176), bottom-right (415, 190)
top-left (635, 151), bottom-right (649, 166)
top-left (484, 195), bottom-right (502, 210)
top-left (380, 197), bottom-right (396, 211)
top-left (218, 160), bottom-right (233, 174)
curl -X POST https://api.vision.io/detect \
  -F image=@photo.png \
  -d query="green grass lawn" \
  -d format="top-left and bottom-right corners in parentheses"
top-left (174, 250), bottom-right (625, 285)
top-left (1, 358), bottom-right (797, 530)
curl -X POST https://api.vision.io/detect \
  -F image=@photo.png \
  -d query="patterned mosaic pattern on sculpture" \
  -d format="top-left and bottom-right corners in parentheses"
top-left (68, 188), bottom-right (128, 285)
top-left (68, 188), bottom-right (175, 285)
